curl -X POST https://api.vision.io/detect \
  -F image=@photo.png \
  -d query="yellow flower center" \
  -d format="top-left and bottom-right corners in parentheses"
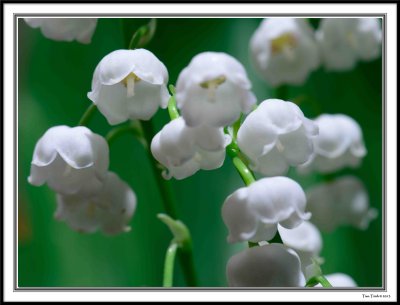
top-left (271, 33), bottom-right (297, 59)
top-left (200, 75), bottom-right (227, 101)
top-left (122, 73), bottom-right (141, 97)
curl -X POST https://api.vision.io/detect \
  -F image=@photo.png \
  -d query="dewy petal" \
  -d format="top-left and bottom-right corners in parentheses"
top-left (226, 244), bottom-right (305, 287)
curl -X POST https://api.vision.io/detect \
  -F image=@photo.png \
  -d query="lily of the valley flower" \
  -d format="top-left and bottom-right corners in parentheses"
top-left (298, 114), bottom-right (367, 174)
top-left (250, 18), bottom-right (320, 87)
top-left (317, 18), bottom-right (382, 71)
top-left (87, 49), bottom-right (170, 125)
top-left (55, 172), bottom-right (136, 235)
top-left (222, 176), bottom-right (311, 243)
top-left (24, 18), bottom-right (97, 44)
top-left (237, 99), bottom-right (318, 176)
top-left (278, 221), bottom-right (323, 279)
top-left (150, 117), bottom-right (231, 180)
top-left (28, 125), bottom-right (109, 196)
top-left (306, 176), bottom-right (378, 232)
top-left (317, 273), bottom-right (357, 287)
top-left (175, 52), bottom-right (256, 127)
top-left (226, 243), bottom-right (305, 287)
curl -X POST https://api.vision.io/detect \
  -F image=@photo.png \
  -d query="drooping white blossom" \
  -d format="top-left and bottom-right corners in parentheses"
top-left (298, 114), bottom-right (367, 174)
top-left (226, 243), bottom-right (305, 287)
top-left (150, 117), bottom-right (231, 180)
top-left (237, 99), bottom-right (318, 177)
top-left (306, 176), bottom-right (378, 232)
top-left (87, 49), bottom-right (170, 125)
top-left (317, 273), bottom-right (357, 287)
top-left (175, 52), bottom-right (256, 127)
top-left (28, 125), bottom-right (109, 196)
top-left (222, 176), bottom-right (311, 243)
top-left (24, 18), bottom-right (97, 44)
top-left (317, 18), bottom-right (382, 71)
top-left (250, 18), bottom-right (320, 87)
top-left (55, 172), bottom-right (136, 235)
top-left (278, 221), bottom-right (323, 279)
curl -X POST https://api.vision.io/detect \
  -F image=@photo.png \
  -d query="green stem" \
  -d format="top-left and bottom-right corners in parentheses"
top-left (163, 243), bottom-right (178, 287)
top-left (306, 275), bottom-right (333, 288)
top-left (140, 120), bottom-right (197, 286)
top-left (167, 95), bottom-right (180, 120)
top-left (232, 156), bottom-right (256, 186)
top-left (78, 104), bottom-right (97, 126)
top-left (105, 121), bottom-right (146, 147)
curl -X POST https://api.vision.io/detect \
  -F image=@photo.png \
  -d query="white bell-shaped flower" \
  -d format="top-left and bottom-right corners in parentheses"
top-left (222, 176), bottom-right (311, 243)
top-left (226, 243), bottom-right (305, 287)
top-left (150, 117), bottom-right (231, 180)
top-left (28, 125), bottom-right (109, 196)
top-left (306, 176), bottom-right (378, 232)
top-left (298, 114), bottom-right (367, 174)
top-left (87, 49), bottom-right (170, 125)
top-left (24, 18), bottom-right (97, 44)
top-left (278, 221), bottom-right (323, 279)
top-left (317, 18), bottom-right (382, 71)
top-left (237, 99), bottom-right (318, 176)
top-left (250, 18), bottom-right (320, 87)
top-left (55, 172), bottom-right (136, 235)
top-left (175, 52), bottom-right (256, 127)
top-left (317, 273), bottom-right (357, 287)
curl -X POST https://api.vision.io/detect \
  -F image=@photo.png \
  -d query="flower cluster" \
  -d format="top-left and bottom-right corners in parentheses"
top-left (28, 126), bottom-right (136, 235)
top-left (250, 18), bottom-right (382, 87)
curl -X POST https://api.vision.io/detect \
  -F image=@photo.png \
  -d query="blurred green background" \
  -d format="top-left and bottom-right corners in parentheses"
top-left (18, 18), bottom-right (382, 287)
